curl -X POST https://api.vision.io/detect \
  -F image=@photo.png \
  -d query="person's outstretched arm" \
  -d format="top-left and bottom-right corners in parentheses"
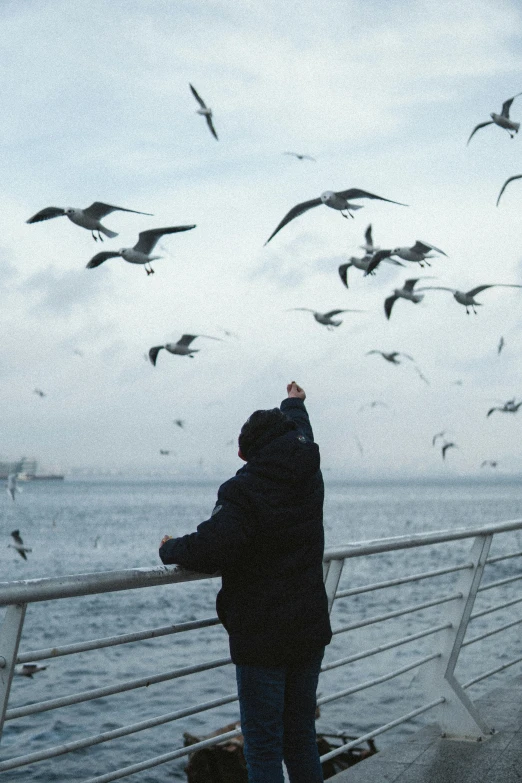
top-left (280, 381), bottom-right (315, 441)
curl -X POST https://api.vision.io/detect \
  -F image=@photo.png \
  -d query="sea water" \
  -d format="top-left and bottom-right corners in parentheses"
top-left (0, 478), bottom-right (521, 781)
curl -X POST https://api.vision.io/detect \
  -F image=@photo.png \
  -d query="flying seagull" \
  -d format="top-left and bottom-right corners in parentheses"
top-left (15, 663), bottom-right (47, 677)
top-left (174, 419), bottom-right (185, 429)
top-left (33, 388), bottom-right (46, 397)
top-left (418, 283), bottom-right (522, 314)
top-left (283, 152), bottom-right (316, 161)
top-left (366, 350), bottom-right (429, 384)
top-left (9, 530), bottom-right (31, 560)
top-left (441, 441), bottom-right (457, 460)
top-left (86, 225), bottom-right (196, 275)
top-left (496, 174), bottom-right (522, 205)
top-left (481, 460), bottom-right (498, 468)
top-left (264, 188), bottom-right (406, 245)
top-left (288, 308), bottom-right (364, 329)
top-left (384, 278), bottom-right (433, 319)
top-left (366, 241), bottom-right (447, 275)
top-left (189, 84), bottom-right (218, 140)
top-left (159, 450), bottom-right (171, 456)
top-left (498, 336), bottom-right (505, 355)
top-left (27, 202), bottom-right (152, 241)
top-left (487, 399), bottom-right (522, 417)
top-left (360, 224), bottom-right (379, 254)
top-left (338, 254), bottom-right (403, 287)
top-left (432, 431), bottom-right (446, 447)
top-left (149, 334), bottom-right (221, 365)
top-left (467, 92), bottom-right (522, 145)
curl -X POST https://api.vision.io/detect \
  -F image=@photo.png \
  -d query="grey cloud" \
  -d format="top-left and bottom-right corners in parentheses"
top-left (19, 265), bottom-right (109, 316)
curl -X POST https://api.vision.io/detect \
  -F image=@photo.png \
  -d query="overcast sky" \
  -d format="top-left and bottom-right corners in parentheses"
top-left (2, 0), bottom-right (522, 479)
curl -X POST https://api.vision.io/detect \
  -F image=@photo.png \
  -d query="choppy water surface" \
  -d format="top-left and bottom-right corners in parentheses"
top-left (0, 478), bottom-right (521, 781)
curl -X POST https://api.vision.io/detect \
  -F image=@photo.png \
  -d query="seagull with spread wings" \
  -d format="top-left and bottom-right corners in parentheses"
top-left (149, 334), bottom-right (221, 366)
top-left (487, 399), bottom-right (522, 417)
top-left (366, 350), bottom-right (429, 383)
top-left (366, 241), bottom-right (447, 275)
top-left (264, 188), bottom-right (406, 245)
top-left (384, 278), bottom-right (433, 319)
top-left (441, 441), bottom-right (457, 461)
top-left (86, 225), bottom-right (196, 275)
top-left (467, 92), bottom-right (522, 145)
top-left (283, 152), bottom-right (316, 161)
top-left (417, 283), bottom-right (522, 314)
top-left (189, 84), bottom-right (218, 140)
top-left (27, 202), bottom-right (152, 241)
top-left (9, 530), bottom-right (31, 560)
top-left (288, 308), bottom-right (364, 330)
top-left (338, 225), bottom-right (404, 287)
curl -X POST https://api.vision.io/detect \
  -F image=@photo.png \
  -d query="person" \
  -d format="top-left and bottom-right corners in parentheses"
top-left (159, 381), bottom-right (332, 783)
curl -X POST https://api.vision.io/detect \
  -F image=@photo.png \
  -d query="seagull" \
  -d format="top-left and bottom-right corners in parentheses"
top-left (467, 93), bottom-right (522, 145)
top-left (358, 401), bottom-right (389, 413)
top-left (86, 225), bottom-right (196, 275)
top-left (441, 441), bottom-right (457, 460)
top-left (384, 278), bottom-right (433, 319)
top-left (497, 174), bottom-right (522, 205)
top-left (189, 84), bottom-right (218, 140)
top-left (6, 473), bottom-right (18, 501)
top-left (33, 388), bottom-right (46, 397)
top-left (283, 152), bottom-right (316, 161)
top-left (359, 224), bottom-right (380, 254)
top-left (498, 336), bottom-right (505, 355)
top-left (366, 241), bottom-right (447, 275)
top-left (366, 351), bottom-right (429, 383)
top-left (149, 334), bottom-right (221, 365)
top-left (481, 460), bottom-right (498, 468)
top-left (174, 419), bottom-right (185, 428)
top-left (338, 254), bottom-right (403, 288)
top-left (15, 663), bottom-right (47, 677)
top-left (9, 530), bottom-right (31, 560)
top-left (432, 431), bottom-right (446, 447)
top-left (264, 188), bottom-right (406, 245)
top-left (288, 308), bottom-right (364, 329)
top-left (159, 450), bottom-right (171, 456)
top-left (27, 202), bottom-right (153, 241)
top-left (487, 399), bottom-right (522, 417)
top-left (417, 283), bottom-right (522, 314)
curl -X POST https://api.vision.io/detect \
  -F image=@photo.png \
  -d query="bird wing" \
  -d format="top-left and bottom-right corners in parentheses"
top-left (403, 278), bottom-right (421, 292)
top-left (134, 225), bottom-right (196, 254)
top-left (177, 334), bottom-right (199, 347)
top-left (205, 115), bottom-right (218, 140)
top-left (264, 198), bottom-right (322, 245)
top-left (412, 240), bottom-right (447, 256)
top-left (288, 308), bottom-right (314, 312)
top-left (365, 249), bottom-right (393, 275)
top-left (338, 264), bottom-right (349, 288)
top-left (365, 224), bottom-right (373, 248)
top-left (365, 350), bottom-right (382, 356)
top-left (18, 549), bottom-right (28, 561)
top-left (86, 251), bottom-right (121, 268)
top-left (384, 295), bottom-right (398, 320)
top-left (83, 202), bottom-right (153, 219)
top-left (486, 407), bottom-right (497, 417)
top-left (11, 530), bottom-right (23, 545)
top-left (416, 286), bottom-right (453, 293)
top-left (466, 285), bottom-right (495, 297)
top-left (442, 443), bottom-right (456, 459)
top-left (467, 121), bottom-right (494, 145)
top-left (501, 92), bottom-right (522, 118)
top-left (383, 258), bottom-right (405, 267)
top-left (496, 174), bottom-right (522, 206)
top-left (335, 188), bottom-right (407, 206)
top-left (498, 337), bottom-right (505, 354)
top-left (26, 207), bottom-right (66, 223)
top-left (323, 309), bottom-right (349, 318)
top-left (189, 83), bottom-right (207, 108)
top-left (148, 346), bottom-right (164, 366)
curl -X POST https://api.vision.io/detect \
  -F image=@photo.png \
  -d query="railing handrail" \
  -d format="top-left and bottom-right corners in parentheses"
top-left (0, 519), bottom-right (521, 607)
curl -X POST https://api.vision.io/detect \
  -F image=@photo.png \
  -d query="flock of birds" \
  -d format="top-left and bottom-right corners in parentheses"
top-left (6, 84), bottom-right (522, 565)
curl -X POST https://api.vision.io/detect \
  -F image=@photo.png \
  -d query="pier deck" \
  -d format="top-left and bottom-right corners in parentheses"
top-left (331, 673), bottom-right (522, 783)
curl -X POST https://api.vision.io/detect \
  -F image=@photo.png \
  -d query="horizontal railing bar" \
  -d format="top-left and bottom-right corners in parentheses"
top-left (0, 564), bottom-right (219, 607)
top-left (323, 519), bottom-right (522, 561)
top-left (463, 654), bottom-right (522, 689)
top-left (0, 691), bottom-right (239, 771)
top-left (486, 549), bottom-right (522, 564)
top-left (332, 593), bottom-right (461, 635)
top-left (81, 727), bottom-right (243, 783)
top-left (16, 617), bottom-right (220, 664)
top-left (462, 617), bottom-right (522, 648)
top-left (335, 562), bottom-right (472, 599)
top-left (322, 623), bottom-right (451, 672)
top-left (318, 652), bottom-right (440, 706)
top-left (5, 656), bottom-right (231, 721)
top-left (470, 596), bottom-right (522, 621)
top-left (478, 574), bottom-right (522, 592)
top-left (319, 697), bottom-right (445, 763)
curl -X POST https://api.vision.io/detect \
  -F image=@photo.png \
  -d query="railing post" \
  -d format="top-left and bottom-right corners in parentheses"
top-left (420, 534), bottom-right (493, 739)
top-left (323, 558), bottom-right (344, 614)
top-left (0, 603), bottom-right (27, 744)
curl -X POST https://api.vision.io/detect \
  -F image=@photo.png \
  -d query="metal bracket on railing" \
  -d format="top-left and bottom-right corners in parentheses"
top-left (420, 534), bottom-right (493, 740)
top-left (0, 603), bottom-right (27, 743)
top-left (323, 559), bottom-right (344, 614)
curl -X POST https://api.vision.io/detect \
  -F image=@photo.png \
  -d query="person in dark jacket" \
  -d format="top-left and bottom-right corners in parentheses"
top-left (159, 381), bottom-right (332, 783)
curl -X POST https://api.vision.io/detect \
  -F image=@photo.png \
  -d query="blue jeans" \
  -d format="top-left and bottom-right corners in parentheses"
top-left (236, 650), bottom-right (324, 783)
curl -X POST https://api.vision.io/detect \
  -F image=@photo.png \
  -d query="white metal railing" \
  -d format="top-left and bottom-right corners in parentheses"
top-left (0, 519), bottom-right (520, 781)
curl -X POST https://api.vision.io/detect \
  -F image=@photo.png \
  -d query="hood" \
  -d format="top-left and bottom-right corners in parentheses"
top-left (243, 430), bottom-right (320, 485)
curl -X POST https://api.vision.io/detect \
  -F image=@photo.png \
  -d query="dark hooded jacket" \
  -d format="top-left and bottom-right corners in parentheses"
top-left (159, 397), bottom-right (332, 666)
